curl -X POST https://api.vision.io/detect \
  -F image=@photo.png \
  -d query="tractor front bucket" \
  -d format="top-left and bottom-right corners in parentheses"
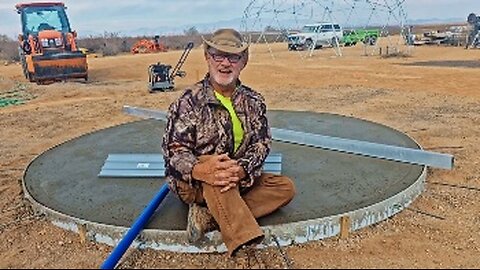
top-left (30, 51), bottom-right (88, 82)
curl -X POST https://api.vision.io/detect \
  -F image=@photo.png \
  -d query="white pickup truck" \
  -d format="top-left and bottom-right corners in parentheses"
top-left (287, 22), bottom-right (343, 50)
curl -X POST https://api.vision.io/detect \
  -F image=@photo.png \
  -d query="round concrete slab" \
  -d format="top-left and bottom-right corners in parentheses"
top-left (23, 111), bottom-right (425, 252)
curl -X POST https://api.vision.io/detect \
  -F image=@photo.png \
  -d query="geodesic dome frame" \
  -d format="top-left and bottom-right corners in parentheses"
top-left (241, 0), bottom-right (410, 57)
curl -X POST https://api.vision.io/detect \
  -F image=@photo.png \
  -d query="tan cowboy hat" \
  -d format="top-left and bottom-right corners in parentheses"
top-left (202, 28), bottom-right (249, 54)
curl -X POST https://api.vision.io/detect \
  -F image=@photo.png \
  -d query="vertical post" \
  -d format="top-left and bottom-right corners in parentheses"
top-left (339, 216), bottom-right (350, 239)
top-left (78, 224), bottom-right (88, 245)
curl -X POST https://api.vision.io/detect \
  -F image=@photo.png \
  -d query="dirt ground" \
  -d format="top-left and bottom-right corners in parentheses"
top-left (1, 41), bottom-right (480, 269)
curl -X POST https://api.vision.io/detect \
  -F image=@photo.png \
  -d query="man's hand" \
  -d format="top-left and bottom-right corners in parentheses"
top-left (192, 154), bottom-right (246, 192)
top-left (216, 160), bottom-right (246, 193)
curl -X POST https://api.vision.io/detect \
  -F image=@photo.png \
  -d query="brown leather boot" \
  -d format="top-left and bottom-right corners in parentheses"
top-left (186, 203), bottom-right (218, 243)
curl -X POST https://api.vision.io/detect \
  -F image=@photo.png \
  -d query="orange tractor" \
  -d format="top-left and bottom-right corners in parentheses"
top-left (131, 35), bottom-right (168, 54)
top-left (15, 2), bottom-right (88, 83)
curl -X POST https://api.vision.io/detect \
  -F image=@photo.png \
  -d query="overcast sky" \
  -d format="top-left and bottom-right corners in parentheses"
top-left (1, 0), bottom-right (478, 38)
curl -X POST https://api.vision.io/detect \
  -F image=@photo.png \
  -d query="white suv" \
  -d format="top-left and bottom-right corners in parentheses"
top-left (287, 22), bottom-right (343, 50)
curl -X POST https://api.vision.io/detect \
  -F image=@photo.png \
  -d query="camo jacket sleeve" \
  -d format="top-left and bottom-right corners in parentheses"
top-left (162, 91), bottom-right (198, 187)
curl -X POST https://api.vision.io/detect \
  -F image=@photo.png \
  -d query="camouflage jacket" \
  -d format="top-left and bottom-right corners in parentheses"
top-left (162, 76), bottom-right (272, 195)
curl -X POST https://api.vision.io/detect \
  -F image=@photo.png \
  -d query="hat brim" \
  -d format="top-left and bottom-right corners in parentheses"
top-left (202, 36), bottom-right (249, 54)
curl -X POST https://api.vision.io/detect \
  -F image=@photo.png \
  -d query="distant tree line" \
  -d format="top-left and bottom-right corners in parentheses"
top-left (0, 34), bottom-right (19, 62)
top-left (0, 26), bottom-right (292, 61)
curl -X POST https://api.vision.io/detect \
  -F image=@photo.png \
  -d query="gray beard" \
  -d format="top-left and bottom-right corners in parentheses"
top-left (211, 72), bottom-right (236, 87)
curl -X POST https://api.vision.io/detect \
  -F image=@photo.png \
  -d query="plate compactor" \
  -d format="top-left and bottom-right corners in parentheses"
top-left (148, 42), bottom-right (194, 92)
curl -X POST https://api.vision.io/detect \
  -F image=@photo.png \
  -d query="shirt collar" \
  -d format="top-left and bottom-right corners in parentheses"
top-left (202, 73), bottom-right (243, 105)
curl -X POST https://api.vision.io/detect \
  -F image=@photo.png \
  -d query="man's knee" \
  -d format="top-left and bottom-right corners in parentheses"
top-left (176, 181), bottom-right (202, 204)
top-left (261, 173), bottom-right (296, 201)
top-left (281, 176), bottom-right (296, 203)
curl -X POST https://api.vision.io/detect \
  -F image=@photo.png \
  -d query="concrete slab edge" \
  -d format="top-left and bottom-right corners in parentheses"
top-left (22, 162), bottom-right (426, 254)
top-left (21, 118), bottom-right (427, 254)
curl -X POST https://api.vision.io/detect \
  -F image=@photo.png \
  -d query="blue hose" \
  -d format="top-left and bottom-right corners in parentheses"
top-left (100, 183), bottom-right (170, 269)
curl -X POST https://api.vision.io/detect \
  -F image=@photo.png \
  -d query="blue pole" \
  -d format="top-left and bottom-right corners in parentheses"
top-left (100, 183), bottom-right (170, 269)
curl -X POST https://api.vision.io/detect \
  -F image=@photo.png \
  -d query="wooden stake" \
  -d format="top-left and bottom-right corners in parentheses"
top-left (78, 224), bottom-right (88, 244)
top-left (340, 216), bottom-right (350, 239)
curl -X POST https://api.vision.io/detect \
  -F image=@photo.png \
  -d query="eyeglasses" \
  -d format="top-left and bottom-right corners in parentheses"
top-left (207, 50), bottom-right (243, 64)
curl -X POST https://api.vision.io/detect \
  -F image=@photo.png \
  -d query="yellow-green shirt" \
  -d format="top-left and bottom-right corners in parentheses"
top-left (214, 91), bottom-right (244, 152)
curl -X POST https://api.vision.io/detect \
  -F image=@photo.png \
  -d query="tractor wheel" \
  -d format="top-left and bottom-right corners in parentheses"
top-left (19, 53), bottom-right (35, 82)
top-left (20, 55), bottom-right (28, 79)
top-left (27, 73), bottom-right (34, 82)
top-left (305, 39), bottom-right (314, 50)
top-left (366, 36), bottom-right (377, 46)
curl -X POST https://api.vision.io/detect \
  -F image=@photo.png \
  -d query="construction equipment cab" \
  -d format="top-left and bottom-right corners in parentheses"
top-left (15, 2), bottom-right (88, 83)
